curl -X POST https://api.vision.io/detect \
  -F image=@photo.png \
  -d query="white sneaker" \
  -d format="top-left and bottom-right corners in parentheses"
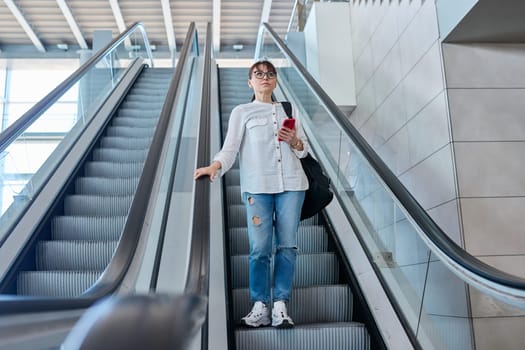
top-left (241, 301), bottom-right (271, 327)
top-left (271, 300), bottom-right (294, 328)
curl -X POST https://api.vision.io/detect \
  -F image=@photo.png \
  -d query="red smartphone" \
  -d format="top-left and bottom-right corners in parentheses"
top-left (279, 118), bottom-right (295, 141)
top-left (282, 118), bottom-right (295, 130)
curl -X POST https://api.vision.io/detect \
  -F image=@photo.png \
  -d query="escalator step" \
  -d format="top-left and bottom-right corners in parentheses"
top-left (231, 253), bottom-right (339, 289)
top-left (84, 161), bottom-right (143, 178)
top-left (100, 136), bottom-right (151, 150)
top-left (226, 185), bottom-right (242, 205)
top-left (112, 117), bottom-right (158, 128)
top-left (124, 94), bottom-right (166, 103)
top-left (64, 195), bottom-right (133, 216)
top-left (52, 216), bottom-right (126, 240)
top-left (232, 285), bottom-right (353, 324)
top-left (75, 177), bottom-right (139, 195)
top-left (105, 126), bottom-right (154, 138)
top-left (36, 241), bottom-right (118, 270)
top-left (92, 148), bottom-right (148, 162)
top-left (229, 226), bottom-right (328, 255)
top-left (116, 108), bottom-right (161, 119)
top-left (224, 169), bottom-right (240, 187)
top-left (17, 271), bottom-right (101, 297)
top-left (235, 323), bottom-right (370, 350)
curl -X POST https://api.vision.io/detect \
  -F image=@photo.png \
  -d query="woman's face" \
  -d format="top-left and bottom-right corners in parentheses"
top-left (248, 64), bottom-right (277, 95)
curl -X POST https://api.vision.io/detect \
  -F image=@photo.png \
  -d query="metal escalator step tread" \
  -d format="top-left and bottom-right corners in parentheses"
top-left (52, 216), bottom-right (126, 240)
top-left (225, 185), bottom-right (242, 205)
top-left (224, 169), bottom-right (240, 186)
top-left (231, 253), bottom-right (339, 289)
top-left (92, 148), bottom-right (148, 162)
top-left (116, 109), bottom-right (161, 118)
top-left (17, 271), bottom-right (101, 297)
top-left (232, 285), bottom-right (353, 324)
top-left (64, 195), bottom-right (133, 216)
top-left (75, 177), bottom-right (140, 195)
top-left (235, 322), bottom-right (370, 350)
top-left (120, 101), bottom-right (164, 110)
top-left (100, 136), bottom-right (151, 150)
top-left (106, 126), bottom-right (155, 138)
top-left (84, 162), bottom-right (143, 178)
top-left (36, 240), bottom-right (118, 270)
top-left (112, 117), bottom-right (158, 128)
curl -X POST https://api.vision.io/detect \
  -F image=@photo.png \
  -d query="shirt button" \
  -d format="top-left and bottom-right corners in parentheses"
top-left (278, 159), bottom-right (281, 162)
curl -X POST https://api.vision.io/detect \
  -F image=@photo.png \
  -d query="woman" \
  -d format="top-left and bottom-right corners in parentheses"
top-left (194, 60), bottom-right (309, 328)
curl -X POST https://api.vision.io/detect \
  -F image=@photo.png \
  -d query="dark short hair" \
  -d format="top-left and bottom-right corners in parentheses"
top-left (248, 60), bottom-right (277, 79)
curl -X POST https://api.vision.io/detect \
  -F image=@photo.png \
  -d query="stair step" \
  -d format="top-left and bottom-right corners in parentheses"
top-left (100, 136), bottom-right (151, 150)
top-left (116, 108), bottom-right (161, 118)
top-left (36, 241), bottom-right (118, 270)
top-left (64, 195), bottom-right (132, 216)
top-left (75, 177), bottom-right (139, 195)
top-left (17, 271), bottom-right (101, 297)
top-left (106, 126), bottom-right (155, 138)
top-left (112, 117), bottom-right (158, 128)
top-left (232, 285), bottom-right (353, 324)
top-left (92, 148), bottom-right (148, 162)
top-left (51, 216), bottom-right (126, 240)
top-left (235, 323), bottom-right (370, 350)
top-left (83, 161), bottom-right (143, 178)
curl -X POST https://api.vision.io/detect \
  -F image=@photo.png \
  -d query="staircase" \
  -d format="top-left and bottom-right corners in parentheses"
top-left (15, 67), bottom-right (173, 297)
top-left (219, 68), bottom-right (370, 349)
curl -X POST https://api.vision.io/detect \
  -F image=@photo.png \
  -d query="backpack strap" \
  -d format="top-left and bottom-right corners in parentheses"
top-left (281, 101), bottom-right (293, 118)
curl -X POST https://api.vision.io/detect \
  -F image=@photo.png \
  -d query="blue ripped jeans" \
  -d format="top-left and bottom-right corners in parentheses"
top-left (242, 191), bottom-right (305, 304)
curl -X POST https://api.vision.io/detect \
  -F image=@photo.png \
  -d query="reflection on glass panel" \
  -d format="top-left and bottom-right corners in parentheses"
top-left (0, 26), bottom-right (150, 243)
top-left (418, 254), bottom-right (474, 350)
top-left (26, 102), bottom-right (77, 133)
top-left (0, 179), bottom-right (26, 214)
top-left (9, 68), bottom-right (76, 102)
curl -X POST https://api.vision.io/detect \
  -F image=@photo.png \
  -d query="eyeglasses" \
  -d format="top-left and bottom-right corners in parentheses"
top-left (252, 71), bottom-right (276, 79)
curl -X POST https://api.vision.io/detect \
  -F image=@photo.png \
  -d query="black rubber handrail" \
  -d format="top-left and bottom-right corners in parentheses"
top-left (261, 23), bottom-right (525, 291)
top-left (187, 21), bottom-right (212, 298)
top-left (185, 21), bottom-right (212, 350)
top-left (0, 22), bottom-right (153, 155)
top-left (0, 23), bottom-right (196, 314)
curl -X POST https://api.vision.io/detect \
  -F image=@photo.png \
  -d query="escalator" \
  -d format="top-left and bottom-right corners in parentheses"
top-left (218, 69), bottom-right (372, 349)
top-left (201, 23), bottom-right (525, 350)
top-left (8, 67), bottom-right (173, 297)
top-left (0, 22), bottom-right (204, 349)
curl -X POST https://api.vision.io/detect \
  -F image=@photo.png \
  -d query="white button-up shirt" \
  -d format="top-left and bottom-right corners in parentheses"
top-left (213, 101), bottom-right (309, 194)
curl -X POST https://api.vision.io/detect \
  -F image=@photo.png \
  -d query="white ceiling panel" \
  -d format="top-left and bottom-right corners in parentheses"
top-left (0, 0), bottom-right (296, 58)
